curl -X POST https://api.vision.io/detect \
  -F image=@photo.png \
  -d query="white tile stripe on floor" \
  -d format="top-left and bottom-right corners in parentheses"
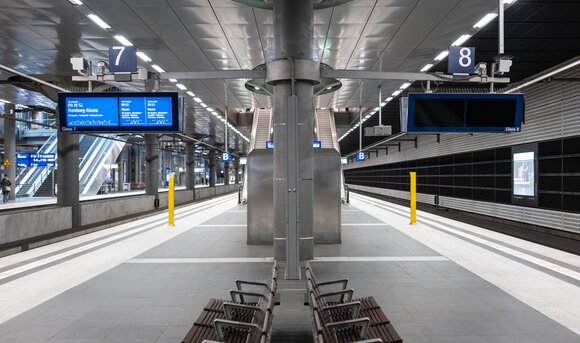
top-left (342, 223), bottom-right (388, 226)
top-left (126, 256), bottom-right (448, 264)
top-left (196, 224), bottom-right (247, 227)
top-left (350, 193), bottom-right (580, 336)
top-left (0, 193), bottom-right (239, 325)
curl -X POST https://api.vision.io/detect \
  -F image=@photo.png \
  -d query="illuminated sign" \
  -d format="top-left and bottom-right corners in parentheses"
top-left (58, 92), bottom-right (181, 133)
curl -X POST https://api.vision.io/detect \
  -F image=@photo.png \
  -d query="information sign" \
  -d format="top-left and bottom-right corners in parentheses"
top-left (108, 46), bottom-right (137, 73)
top-left (313, 141), bottom-right (321, 149)
top-left (222, 152), bottom-right (231, 162)
top-left (266, 141), bottom-right (274, 149)
top-left (356, 151), bottom-right (366, 162)
top-left (448, 46), bottom-right (475, 74)
top-left (58, 92), bottom-right (181, 133)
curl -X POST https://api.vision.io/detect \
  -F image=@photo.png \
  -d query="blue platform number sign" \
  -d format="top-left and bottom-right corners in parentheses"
top-left (266, 141), bottom-right (274, 149)
top-left (109, 46), bottom-right (137, 73)
top-left (222, 152), bottom-right (231, 162)
top-left (313, 141), bottom-right (321, 149)
top-left (356, 151), bottom-right (366, 162)
top-left (448, 46), bottom-right (475, 74)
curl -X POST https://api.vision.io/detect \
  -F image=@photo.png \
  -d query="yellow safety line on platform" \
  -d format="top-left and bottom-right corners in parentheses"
top-left (410, 171), bottom-right (417, 224)
top-left (168, 173), bottom-right (175, 227)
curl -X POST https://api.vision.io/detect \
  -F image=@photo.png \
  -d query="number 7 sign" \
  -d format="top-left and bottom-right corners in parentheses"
top-left (109, 46), bottom-right (137, 73)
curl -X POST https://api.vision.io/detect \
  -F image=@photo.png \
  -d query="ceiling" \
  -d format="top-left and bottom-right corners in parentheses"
top-left (340, 0), bottom-right (580, 156)
top-left (1, 0), bottom-right (576, 155)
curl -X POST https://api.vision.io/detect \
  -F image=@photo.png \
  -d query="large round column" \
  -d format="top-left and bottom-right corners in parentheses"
top-left (272, 0), bottom-right (316, 274)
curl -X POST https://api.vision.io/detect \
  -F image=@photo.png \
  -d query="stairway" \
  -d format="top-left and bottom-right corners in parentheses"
top-left (250, 108), bottom-right (273, 151)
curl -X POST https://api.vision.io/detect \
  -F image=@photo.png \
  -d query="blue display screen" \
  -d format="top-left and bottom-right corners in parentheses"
top-left (59, 92), bottom-right (180, 133)
top-left (17, 153), bottom-right (55, 167)
top-left (66, 97), bottom-right (119, 127)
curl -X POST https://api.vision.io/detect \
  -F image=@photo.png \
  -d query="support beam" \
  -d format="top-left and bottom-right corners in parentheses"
top-left (321, 69), bottom-right (510, 83)
top-left (160, 70), bottom-right (266, 80)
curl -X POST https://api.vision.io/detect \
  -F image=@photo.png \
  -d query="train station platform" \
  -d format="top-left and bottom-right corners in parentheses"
top-left (0, 192), bottom-right (578, 343)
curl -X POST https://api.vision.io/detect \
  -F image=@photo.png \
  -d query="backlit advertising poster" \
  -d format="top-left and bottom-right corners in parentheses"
top-left (512, 143), bottom-right (538, 207)
top-left (513, 151), bottom-right (535, 196)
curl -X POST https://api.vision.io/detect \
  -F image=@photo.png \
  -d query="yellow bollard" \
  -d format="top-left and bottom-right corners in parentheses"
top-left (410, 172), bottom-right (417, 225)
top-left (168, 173), bottom-right (175, 227)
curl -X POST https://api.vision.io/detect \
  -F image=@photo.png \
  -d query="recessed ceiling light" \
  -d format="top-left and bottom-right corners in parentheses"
top-left (0, 99), bottom-right (11, 104)
top-left (176, 84), bottom-right (187, 90)
top-left (392, 90), bottom-right (402, 96)
top-left (193, 97), bottom-right (202, 103)
top-left (420, 64), bottom-right (434, 72)
top-left (201, 103), bottom-right (208, 108)
top-left (114, 35), bottom-right (133, 46)
top-left (386, 97), bottom-right (393, 101)
top-left (136, 51), bottom-right (151, 62)
top-left (451, 34), bottom-right (471, 46)
top-left (169, 79), bottom-right (178, 83)
top-left (434, 50), bottom-right (449, 61)
top-left (381, 102), bottom-right (386, 106)
top-left (151, 64), bottom-right (165, 73)
top-left (504, 0), bottom-right (517, 4)
top-left (87, 14), bottom-right (111, 30)
top-left (186, 91), bottom-right (195, 97)
top-left (400, 82), bottom-right (411, 89)
top-left (473, 13), bottom-right (498, 28)
top-left (67, 0), bottom-right (83, 5)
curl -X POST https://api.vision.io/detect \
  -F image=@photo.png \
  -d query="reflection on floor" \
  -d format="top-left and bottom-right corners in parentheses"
top-left (0, 192), bottom-right (578, 343)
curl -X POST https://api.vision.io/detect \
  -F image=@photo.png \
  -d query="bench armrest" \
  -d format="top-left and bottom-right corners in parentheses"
top-left (230, 290), bottom-right (268, 304)
top-left (319, 289), bottom-right (354, 303)
top-left (325, 317), bottom-right (370, 340)
top-left (235, 280), bottom-right (270, 291)
top-left (316, 279), bottom-right (349, 289)
top-left (223, 302), bottom-right (265, 320)
top-left (321, 301), bottom-right (361, 320)
top-left (214, 319), bottom-right (261, 341)
top-left (353, 340), bottom-right (383, 343)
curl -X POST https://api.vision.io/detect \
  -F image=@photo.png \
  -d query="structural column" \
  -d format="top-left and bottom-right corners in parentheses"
top-left (208, 150), bottom-right (216, 187)
top-left (234, 158), bottom-right (240, 184)
top-left (184, 109), bottom-right (196, 192)
top-left (116, 152), bottom-right (124, 193)
top-left (224, 162), bottom-right (230, 185)
top-left (3, 103), bottom-right (16, 201)
top-left (272, 0), bottom-right (316, 278)
top-left (56, 107), bottom-right (81, 227)
top-left (145, 134), bottom-right (159, 206)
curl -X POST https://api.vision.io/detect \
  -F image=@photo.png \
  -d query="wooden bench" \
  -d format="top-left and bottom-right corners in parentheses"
top-left (306, 263), bottom-right (402, 343)
top-left (182, 262), bottom-right (278, 343)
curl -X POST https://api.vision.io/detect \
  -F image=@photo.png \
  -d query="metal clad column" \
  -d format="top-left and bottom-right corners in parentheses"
top-left (224, 162), bottom-right (230, 185)
top-left (185, 142), bottom-right (195, 191)
top-left (3, 103), bottom-right (16, 201)
top-left (56, 106), bottom-right (81, 227)
top-left (145, 134), bottom-right (159, 203)
top-left (272, 0), bottom-right (315, 278)
top-left (234, 158), bottom-right (240, 184)
top-left (208, 150), bottom-right (216, 187)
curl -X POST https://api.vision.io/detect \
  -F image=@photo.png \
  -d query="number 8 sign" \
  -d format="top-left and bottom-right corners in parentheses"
top-left (448, 46), bottom-right (475, 74)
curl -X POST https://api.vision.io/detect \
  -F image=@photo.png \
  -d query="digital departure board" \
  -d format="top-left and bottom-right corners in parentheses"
top-left (404, 93), bottom-right (524, 133)
top-left (58, 92), bottom-right (181, 133)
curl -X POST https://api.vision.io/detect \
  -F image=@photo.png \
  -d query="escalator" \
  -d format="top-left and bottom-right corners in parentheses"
top-left (15, 133), bottom-right (125, 197)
